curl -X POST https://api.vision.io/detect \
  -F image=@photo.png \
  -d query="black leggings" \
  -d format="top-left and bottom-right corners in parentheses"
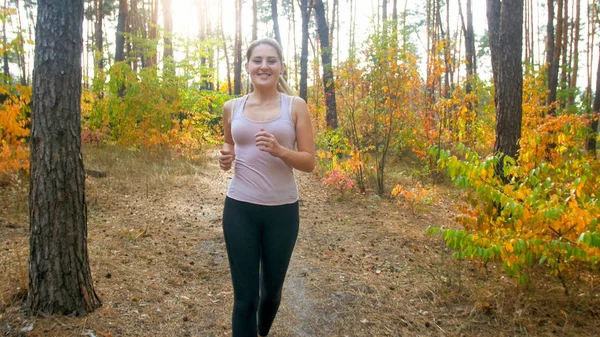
top-left (222, 197), bottom-right (299, 337)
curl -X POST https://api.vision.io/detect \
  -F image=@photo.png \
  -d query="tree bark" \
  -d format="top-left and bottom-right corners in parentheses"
top-left (147, 0), bottom-right (158, 67)
top-left (486, 0), bottom-right (523, 175)
top-left (28, 0), bottom-right (102, 316)
top-left (586, 44), bottom-right (600, 155)
top-left (568, 0), bottom-right (580, 106)
top-left (314, 0), bottom-right (338, 129)
top-left (219, 0), bottom-right (232, 95)
top-left (115, 0), bottom-right (127, 63)
top-left (271, 0), bottom-right (282, 45)
top-left (94, 0), bottom-right (103, 69)
top-left (2, 0), bottom-right (9, 82)
top-left (299, 0), bottom-right (308, 101)
top-left (233, 0), bottom-right (242, 95)
top-left (547, 0), bottom-right (562, 115)
top-left (252, 0), bottom-right (257, 41)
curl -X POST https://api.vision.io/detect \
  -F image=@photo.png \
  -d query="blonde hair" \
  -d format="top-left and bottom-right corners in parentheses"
top-left (246, 37), bottom-right (296, 96)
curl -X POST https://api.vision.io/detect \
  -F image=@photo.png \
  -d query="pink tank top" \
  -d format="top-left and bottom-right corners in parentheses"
top-left (227, 93), bottom-right (298, 206)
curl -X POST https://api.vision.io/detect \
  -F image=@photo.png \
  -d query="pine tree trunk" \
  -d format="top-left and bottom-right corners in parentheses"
top-left (219, 0), bottom-right (232, 95)
top-left (2, 0), bottom-right (9, 82)
top-left (94, 0), bottom-right (103, 69)
top-left (28, 0), bottom-right (102, 316)
top-left (233, 0), bottom-right (242, 95)
top-left (547, 0), bottom-right (563, 115)
top-left (299, 0), bottom-right (308, 101)
top-left (252, 0), bottom-right (257, 41)
top-left (586, 44), bottom-right (600, 156)
top-left (115, 0), bottom-right (127, 63)
top-left (486, 0), bottom-right (523, 177)
top-left (314, 0), bottom-right (337, 129)
top-left (147, 0), bottom-right (158, 67)
top-left (271, 0), bottom-right (281, 45)
top-left (568, 0), bottom-right (580, 106)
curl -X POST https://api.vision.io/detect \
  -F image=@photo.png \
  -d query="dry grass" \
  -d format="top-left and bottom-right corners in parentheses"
top-left (0, 144), bottom-right (599, 337)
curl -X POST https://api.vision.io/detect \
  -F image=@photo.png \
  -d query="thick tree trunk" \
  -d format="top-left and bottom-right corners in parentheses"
top-left (271, 0), bottom-right (281, 45)
top-left (28, 0), bottom-right (101, 316)
top-left (299, 0), bottom-right (308, 101)
top-left (486, 0), bottom-right (523, 175)
top-left (233, 0), bottom-right (242, 95)
top-left (115, 0), bottom-right (127, 62)
top-left (314, 0), bottom-right (338, 129)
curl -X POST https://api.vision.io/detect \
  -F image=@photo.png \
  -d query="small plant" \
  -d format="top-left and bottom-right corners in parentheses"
top-left (322, 167), bottom-right (355, 198)
top-left (391, 182), bottom-right (433, 214)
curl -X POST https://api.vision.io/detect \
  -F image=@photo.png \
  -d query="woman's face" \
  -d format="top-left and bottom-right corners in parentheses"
top-left (246, 44), bottom-right (282, 89)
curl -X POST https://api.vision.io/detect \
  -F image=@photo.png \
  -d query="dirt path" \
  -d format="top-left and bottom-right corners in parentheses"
top-left (1, 148), bottom-right (599, 337)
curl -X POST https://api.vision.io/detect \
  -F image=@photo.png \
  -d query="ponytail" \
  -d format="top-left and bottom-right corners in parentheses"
top-left (277, 75), bottom-right (296, 96)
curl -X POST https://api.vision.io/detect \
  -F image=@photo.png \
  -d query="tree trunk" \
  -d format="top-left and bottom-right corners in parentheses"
top-left (115, 0), bottom-right (127, 62)
top-left (233, 0), bottom-right (242, 95)
top-left (162, 0), bottom-right (174, 74)
top-left (2, 0), bottom-right (9, 82)
top-left (299, 0), bottom-right (308, 101)
top-left (586, 44), bottom-right (600, 155)
top-left (94, 0), bottom-right (103, 69)
top-left (559, 0), bottom-right (568, 104)
top-left (271, 0), bottom-right (282, 45)
top-left (147, 0), bottom-right (158, 67)
top-left (568, 0), bottom-right (580, 106)
top-left (547, 0), bottom-right (562, 115)
top-left (459, 0), bottom-right (476, 77)
top-left (314, 0), bottom-right (337, 129)
top-left (28, 0), bottom-right (102, 316)
top-left (219, 0), bottom-right (232, 95)
top-left (486, 0), bottom-right (523, 177)
top-left (15, 0), bottom-right (27, 85)
top-left (252, 0), bottom-right (257, 41)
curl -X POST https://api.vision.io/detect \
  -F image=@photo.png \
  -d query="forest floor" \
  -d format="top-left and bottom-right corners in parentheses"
top-left (1, 145), bottom-right (599, 337)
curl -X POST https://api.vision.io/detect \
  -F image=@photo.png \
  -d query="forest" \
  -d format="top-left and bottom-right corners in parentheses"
top-left (0, 0), bottom-right (599, 336)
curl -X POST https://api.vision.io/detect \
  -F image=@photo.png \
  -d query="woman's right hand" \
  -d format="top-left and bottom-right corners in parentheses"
top-left (219, 148), bottom-right (235, 171)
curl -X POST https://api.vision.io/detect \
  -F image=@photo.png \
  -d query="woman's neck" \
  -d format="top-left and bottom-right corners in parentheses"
top-left (249, 88), bottom-right (280, 103)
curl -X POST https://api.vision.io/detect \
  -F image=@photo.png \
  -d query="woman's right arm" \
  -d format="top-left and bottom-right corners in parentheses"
top-left (219, 100), bottom-right (235, 171)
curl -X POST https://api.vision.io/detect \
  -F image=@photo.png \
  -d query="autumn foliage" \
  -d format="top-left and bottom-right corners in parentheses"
top-left (429, 69), bottom-right (600, 285)
top-left (0, 83), bottom-right (30, 176)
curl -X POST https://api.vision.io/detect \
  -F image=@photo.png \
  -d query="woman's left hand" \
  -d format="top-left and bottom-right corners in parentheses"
top-left (255, 128), bottom-right (283, 157)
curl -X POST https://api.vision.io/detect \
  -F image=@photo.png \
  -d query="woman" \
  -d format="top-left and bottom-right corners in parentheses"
top-left (218, 37), bottom-right (315, 337)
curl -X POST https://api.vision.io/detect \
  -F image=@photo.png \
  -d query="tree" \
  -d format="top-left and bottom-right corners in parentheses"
top-left (252, 0), bottom-right (257, 41)
top-left (162, 0), bottom-right (174, 77)
top-left (299, 0), bottom-right (308, 100)
top-left (27, 0), bottom-right (102, 316)
top-left (234, 0), bottom-right (242, 95)
top-left (586, 43), bottom-right (600, 156)
top-left (486, 0), bottom-right (523, 177)
top-left (115, 0), bottom-right (127, 63)
top-left (95, 0), bottom-right (104, 69)
top-left (314, 0), bottom-right (338, 129)
top-left (271, 0), bottom-right (282, 45)
top-left (546, 0), bottom-right (562, 115)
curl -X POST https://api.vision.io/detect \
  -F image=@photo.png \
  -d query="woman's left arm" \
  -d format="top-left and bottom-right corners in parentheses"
top-left (255, 96), bottom-right (315, 172)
